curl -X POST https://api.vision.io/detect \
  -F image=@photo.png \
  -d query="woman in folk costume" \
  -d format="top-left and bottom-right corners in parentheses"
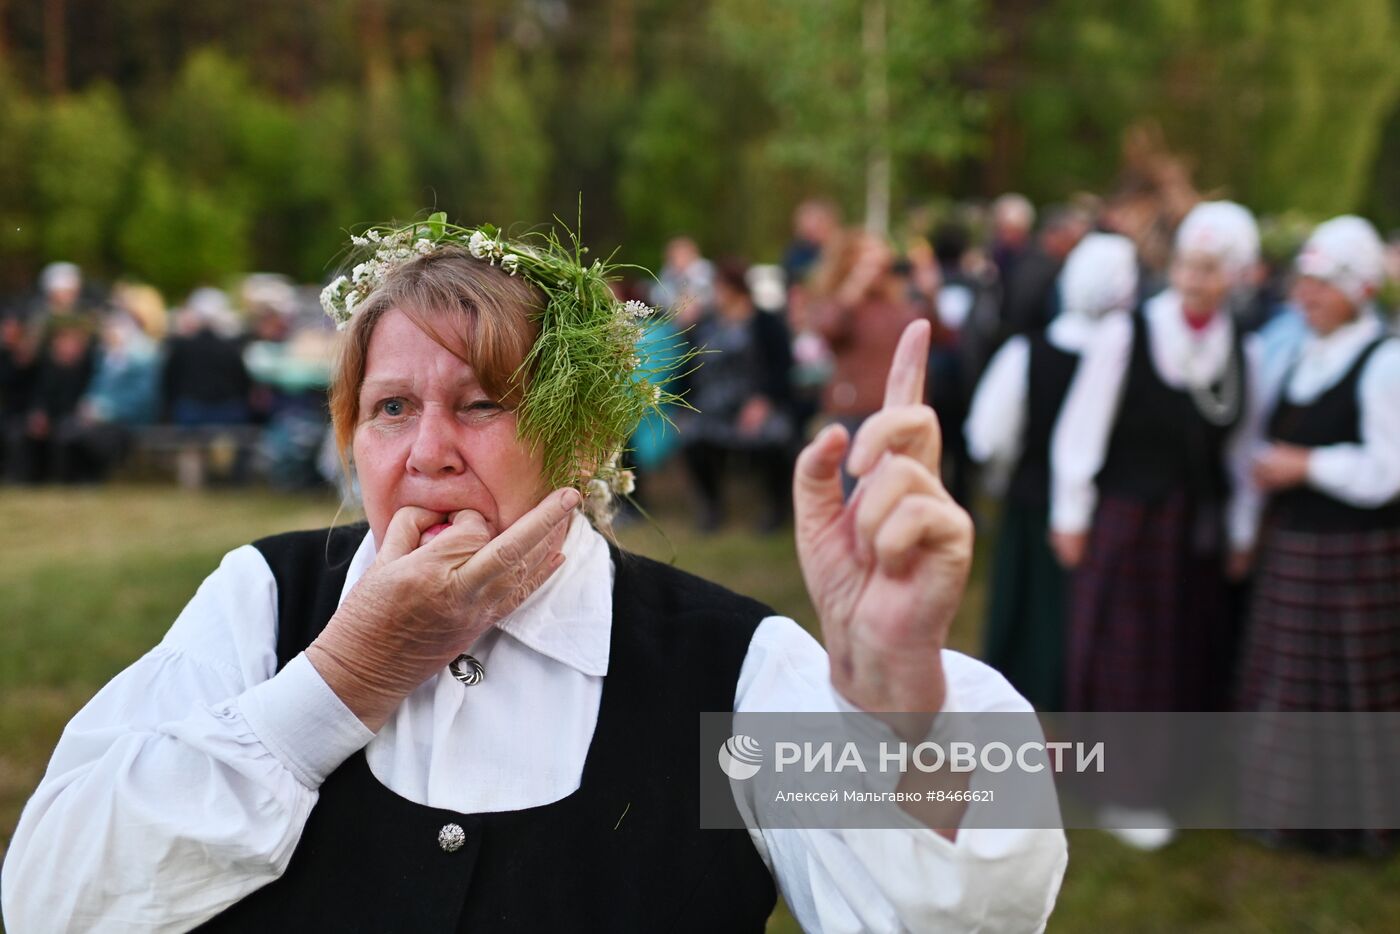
top-left (1049, 202), bottom-right (1265, 847)
top-left (966, 233), bottom-right (1139, 711)
top-left (1237, 216), bottom-right (1400, 857)
top-left (3, 216), bottom-right (1068, 932)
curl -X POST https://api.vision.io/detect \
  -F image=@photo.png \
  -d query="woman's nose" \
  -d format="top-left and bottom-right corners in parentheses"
top-left (406, 407), bottom-right (466, 476)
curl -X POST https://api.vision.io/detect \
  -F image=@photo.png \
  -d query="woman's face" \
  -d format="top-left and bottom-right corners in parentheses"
top-left (1170, 251), bottom-right (1230, 314)
top-left (1292, 275), bottom-right (1357, 336)
top-left (353, 308), bottom-right (550, 549)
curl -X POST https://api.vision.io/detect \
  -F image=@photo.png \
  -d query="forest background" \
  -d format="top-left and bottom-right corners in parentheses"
top-left (1, 0), bottom-right (1398, 296)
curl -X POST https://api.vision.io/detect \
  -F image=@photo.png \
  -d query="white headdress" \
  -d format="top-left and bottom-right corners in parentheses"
top-left (1175, 201), bottom-right (1260, 284)
top-left (1059, 233), bottom-right (1138, 320)
top-left (1295, 215), bottom-right (1386, 307)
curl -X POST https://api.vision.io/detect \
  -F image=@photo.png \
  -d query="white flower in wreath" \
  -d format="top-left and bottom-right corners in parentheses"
top-left (468, 230), bottom-right (492, 259)
top-left (319, 276), bottom-right (348, 318)
top-left (501, 254), bottom-right (520, 275)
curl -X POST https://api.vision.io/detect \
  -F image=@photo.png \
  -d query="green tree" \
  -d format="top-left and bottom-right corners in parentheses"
top-left (466, 48), bottom-right (552, 227)
top-left (617, 77), bottom-right (727, 261)
top-left (713, 0), bottom-right (987, 233)
top-left (0, 69), bottom-right (40, 290)
top-left (117, 158), bottom-right (251, 297)
top-left (1010, 0), bottom-right (1400, 215)
top-left (31, 83), bottom-right (137, 270)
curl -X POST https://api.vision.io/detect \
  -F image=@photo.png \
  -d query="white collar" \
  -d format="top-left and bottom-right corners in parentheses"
top-left (340, 513), bottom-right (614, 677)
top-left (1299, 310), bottom-right (1383, 367)
top-left (1048, 307), bottom-right (1125, 352)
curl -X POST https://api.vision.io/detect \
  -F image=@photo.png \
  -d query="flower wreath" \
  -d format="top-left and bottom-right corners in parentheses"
top-left (320, 212), bottom-right (689, 521)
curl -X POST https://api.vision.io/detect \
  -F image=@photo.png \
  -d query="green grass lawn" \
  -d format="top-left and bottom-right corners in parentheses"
top-left (2, 483), bottom-right (1398, 932)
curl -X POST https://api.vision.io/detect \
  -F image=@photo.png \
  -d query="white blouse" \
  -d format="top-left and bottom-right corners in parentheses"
top-left (1272, 312), bottom-right (1400, 508)
top-left (964, 310), bottom-right (1122, 472)
top-left (1049, 291), bottom-right (1265, 548)
top-left (2, 517), bottom-right (1067, 933)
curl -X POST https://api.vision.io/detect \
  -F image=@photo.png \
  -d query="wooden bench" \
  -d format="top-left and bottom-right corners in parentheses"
top-left (127, 424), bottom-right (265, 489)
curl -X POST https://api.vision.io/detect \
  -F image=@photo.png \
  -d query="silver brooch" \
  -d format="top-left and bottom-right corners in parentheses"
top-left (449, 653), bottom-right (485, 686)
top-left (438, 822), bottom-right (466, 852)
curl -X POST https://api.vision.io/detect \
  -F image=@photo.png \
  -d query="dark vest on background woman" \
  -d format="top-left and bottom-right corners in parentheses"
top-left (200, 525), bottom-right (777, 933)
top-left (1267, 336), bottom-right (1400, 533)
top-left (1096, 309), bottom-right (1244, 505)
top-left (1007, 332), bottom-right (1081, 508)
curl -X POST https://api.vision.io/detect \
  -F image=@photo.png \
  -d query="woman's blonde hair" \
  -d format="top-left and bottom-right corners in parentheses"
top-left (327, 247), bottom-right (543, 460)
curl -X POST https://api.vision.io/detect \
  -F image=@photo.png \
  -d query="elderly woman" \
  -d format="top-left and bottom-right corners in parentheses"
top-left (1048, 203), bottom-right (1264, 847)
top-left (2, 217), bottom-right (1065, 932)
top-left (1237, 216), bottom-right (1400, 856)
top-left (965, 232), bottom-right (1139, 712)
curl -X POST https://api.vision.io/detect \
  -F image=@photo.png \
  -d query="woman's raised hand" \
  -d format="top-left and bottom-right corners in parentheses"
top-left (307, 488), bottom-right (578, 731)
top-left (793, 320), bottom-right (974, 741)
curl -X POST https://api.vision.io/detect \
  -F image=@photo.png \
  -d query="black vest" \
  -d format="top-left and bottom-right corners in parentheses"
top-left (200, 525), bottom-right (777, 932)
top-left (1096, 310), bottom-right (1244, 504)
top-left (1267, 336), bottom-right (1400, 533)
top-left (1007, 333), bottom-right (1081, 508)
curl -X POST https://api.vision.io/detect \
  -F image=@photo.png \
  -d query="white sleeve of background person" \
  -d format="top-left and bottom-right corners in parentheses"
top-left (0, 546), bottom-right (374, 934)
top-left (1226, 335), bottom-right (1268, 551)
top-left (1049, 313), bottom-right (1132, 534)
top-left (736, 617), bottom-right (1068, 933)
top-left (1306, 339), bottom-right (1400, 507)
top-left (964, 336), bottom-right (1030, 469)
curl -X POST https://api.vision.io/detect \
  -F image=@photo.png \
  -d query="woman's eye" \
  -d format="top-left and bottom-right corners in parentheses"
top-left (467, 400), bottom-right (503, 414)
top-left (378, 398), bottom-right (407, 417)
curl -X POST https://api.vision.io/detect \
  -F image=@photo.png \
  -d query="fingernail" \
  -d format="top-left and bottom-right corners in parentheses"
top-left (561, 489), bottom-right (581, 511)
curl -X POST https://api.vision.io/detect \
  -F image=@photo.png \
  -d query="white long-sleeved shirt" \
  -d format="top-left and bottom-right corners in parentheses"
top-left (1049, 291), bottom-right (1265, 549)
top-left (1268, 311), bottom-right (1400, 509)
top-left (2, 516), bottom-right (1067, 933)
top-left (964, 310), bottom-right (1122, 472)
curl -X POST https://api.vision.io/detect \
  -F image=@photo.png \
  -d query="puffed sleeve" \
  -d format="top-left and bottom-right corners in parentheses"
top-left (1050, 313), bottom-right (1133, 534)
top-left (736, 618), bottom-right (1068, 933)
top-left (964, 335), bottom-right (1030, 470)
top-left (1, 546), bottom-right (374, 933)
top-left (1305, 339), bottom-right (1400, 507)
top-left (1225, 333), bottom-right (1268, 550)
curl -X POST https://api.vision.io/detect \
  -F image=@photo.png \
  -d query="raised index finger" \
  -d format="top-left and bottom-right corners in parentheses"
top-left (883, 318), bottom-right (932, 410)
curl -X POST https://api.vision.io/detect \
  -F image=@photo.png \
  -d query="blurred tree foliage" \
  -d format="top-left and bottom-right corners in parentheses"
top-left (1008, 0), bottom-right (1400, 216)
top-left (0, 0), bottom-right (1396, 298)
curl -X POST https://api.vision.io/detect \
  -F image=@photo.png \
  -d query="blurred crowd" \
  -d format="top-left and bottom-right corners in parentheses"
top-left (0, 266), bottom-right (340, 489)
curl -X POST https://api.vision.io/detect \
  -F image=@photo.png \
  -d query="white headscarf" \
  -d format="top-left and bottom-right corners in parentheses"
top-left (1174, 201), bottom-right (1260, 284)
top-left (40, 261), bottom-right (81, 294)
top-left (1059, 233), bottom-right (1138, 321)
top-left (1295, 215), bottom-right (1386, 307)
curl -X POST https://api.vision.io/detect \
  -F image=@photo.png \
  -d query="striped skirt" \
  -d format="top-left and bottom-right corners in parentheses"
top-left (1235, 522), bottom-right (1400, 848)
top-left (1067, 491), bottom-right (1239, 713)
top-left (1237, 523), bottom-right (1400, 711)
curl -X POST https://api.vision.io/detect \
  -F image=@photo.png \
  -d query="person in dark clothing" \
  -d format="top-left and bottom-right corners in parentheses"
top-left (1238, 216), bottom-right (1400, 857)
top-left (679, 260), bottom-right (796, 533)
top-left (162, 289), bottom-right (252, 426)
top-left (1050, 202), bottom-right (1264, 850)
top-left (998, 206), bottom-right (1092, 344)
top-left (0, 312), bottom-right (41, 481)
top-left (17, 317), bottom-right (98, 483)
top-left (989, 193), bottom-right (1036, 288)
top-left (965, 233), bottom-right (1139, 713)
